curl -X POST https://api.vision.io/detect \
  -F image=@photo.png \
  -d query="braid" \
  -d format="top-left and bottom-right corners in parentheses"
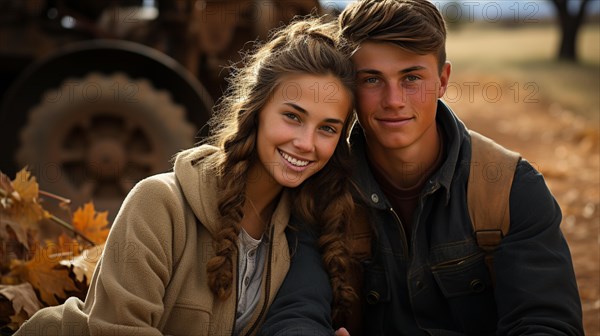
top-left (292, 128), bottom-right (358, 320)
top-left (203, 15), bottom-right (358, 310)
top-left (317, 189), bottom-right (357, 320)
top-left (206, 121), bottom-right (257, 300)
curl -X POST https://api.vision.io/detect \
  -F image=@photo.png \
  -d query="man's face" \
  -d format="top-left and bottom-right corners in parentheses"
top-left (352, 42), bottom-right (450, 155)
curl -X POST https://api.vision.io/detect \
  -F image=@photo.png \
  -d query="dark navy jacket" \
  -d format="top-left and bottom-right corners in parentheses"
top-left (258, 101), bottom-right (583, 336)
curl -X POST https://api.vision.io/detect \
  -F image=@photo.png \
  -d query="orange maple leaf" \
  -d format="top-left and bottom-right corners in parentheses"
top-left (0, 171), bottom-right (14, 209)
top-left (72, 203), bottom-right (110, 245)
top-left (7, 168), bottom-right (50, 229)
top-left (9, 246), bottom-right (78, 306)
top-left (55, 233), bottom-right (82, 257)
top-left (11, 168), bottom-right (39, 203)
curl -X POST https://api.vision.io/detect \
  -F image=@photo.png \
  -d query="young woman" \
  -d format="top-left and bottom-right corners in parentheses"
top-left (15, 17), bottom-right (357, 336)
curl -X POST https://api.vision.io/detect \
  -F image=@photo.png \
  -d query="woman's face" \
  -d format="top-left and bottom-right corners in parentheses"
top-left (254, 73), bottom-right (352, 189)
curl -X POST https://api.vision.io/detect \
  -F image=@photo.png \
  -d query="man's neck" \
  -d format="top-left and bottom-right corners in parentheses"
top-left (367, 125), bottom-right (442, 189)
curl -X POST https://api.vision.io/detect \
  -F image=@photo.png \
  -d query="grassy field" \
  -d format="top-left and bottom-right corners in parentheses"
top-left (444, 21), bottom-right (599, 334)
top-left (446, 22), bottom-right (600, 122)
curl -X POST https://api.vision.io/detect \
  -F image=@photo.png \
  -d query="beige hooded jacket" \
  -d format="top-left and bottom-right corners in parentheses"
top-left (16, 145), bottom-right (291, 336)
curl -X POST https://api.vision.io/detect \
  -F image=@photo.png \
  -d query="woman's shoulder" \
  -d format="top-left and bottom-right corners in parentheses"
top-left (130, 172), bottom-right (181, 200)
top-left (119, 172), bottom-right (189, 218)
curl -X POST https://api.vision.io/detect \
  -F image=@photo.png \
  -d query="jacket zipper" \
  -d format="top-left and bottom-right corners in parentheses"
top-left (242, 225), bottom-right (274, 336)
top-left (389, 207), bottom-right (409, 257)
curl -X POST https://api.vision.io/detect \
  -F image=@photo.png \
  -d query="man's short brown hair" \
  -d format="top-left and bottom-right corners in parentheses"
top-left (339, 0), bottom-right (447, 72)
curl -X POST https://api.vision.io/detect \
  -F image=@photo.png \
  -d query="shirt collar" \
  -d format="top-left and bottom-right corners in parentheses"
top-left (350, 100), bottom-right (468, 206)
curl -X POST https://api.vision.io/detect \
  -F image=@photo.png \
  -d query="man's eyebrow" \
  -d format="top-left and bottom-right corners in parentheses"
top-left (400, 65), bottom-right (426, 73)
top-left (356, 69), bottom-right (381, 75)
top-left (356, 66), bottom-right (427, 75)
top-left (284, 102), bottom-right (344, 124)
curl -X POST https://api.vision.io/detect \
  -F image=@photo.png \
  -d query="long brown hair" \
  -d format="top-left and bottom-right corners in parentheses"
top-left (204, 16), bottom-right (358, 318)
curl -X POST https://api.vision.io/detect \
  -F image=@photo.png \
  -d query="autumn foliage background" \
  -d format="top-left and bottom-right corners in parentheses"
top-left (0, 168), bottom-right (110, 332)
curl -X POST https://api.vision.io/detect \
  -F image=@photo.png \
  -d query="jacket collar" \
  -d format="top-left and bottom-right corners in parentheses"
top-left (350, 100), bottom-right (468, 206)
top-left (173, 145), bottom-right (290, 238)
top-left (350, 129), bottom-right (389, 210)
top-left (433, 100), bottom-right (468, 203)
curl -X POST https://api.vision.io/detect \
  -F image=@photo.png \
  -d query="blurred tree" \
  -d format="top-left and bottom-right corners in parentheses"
top-left (549, 0), bottom-right (591, 62)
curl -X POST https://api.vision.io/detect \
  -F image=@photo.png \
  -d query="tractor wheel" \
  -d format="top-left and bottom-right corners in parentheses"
top-left (17, 72), bottom-right (195, 218)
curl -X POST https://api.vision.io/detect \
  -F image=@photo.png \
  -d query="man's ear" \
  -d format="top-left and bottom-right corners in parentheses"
top-left (438, 61), bottom-right (452, 98)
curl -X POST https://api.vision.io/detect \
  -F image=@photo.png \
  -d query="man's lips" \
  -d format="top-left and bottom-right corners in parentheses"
top-left (376, 116), bottom-right (414, 126)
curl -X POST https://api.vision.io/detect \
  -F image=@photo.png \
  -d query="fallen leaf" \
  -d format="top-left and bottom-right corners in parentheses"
top-left (0, 295), bottom-right (14, 328)
top-left (0, 218), bottom-right (28, 256)
top-left (8, 309), bottom-right (28, 330)
top-left (72, 203), bottom-right (109, 245)
top-left (60, 243), bottom-right (105, 285)
top-left (6, 168), bottom-right (50, 230)
top-left (9, 246), bottom-right (78, 306)
top-left (11, 168), bottom-right (38, 203)
top-left (55, 233), bottom-right (82, 257)
top-left (0, 283), bottom-right (43, 319)
top-left (0, 171), bottom-right (13, 210)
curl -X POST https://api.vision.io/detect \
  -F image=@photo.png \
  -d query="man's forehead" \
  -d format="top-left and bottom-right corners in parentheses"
top-left (352, 42), bottom-right (437, 72)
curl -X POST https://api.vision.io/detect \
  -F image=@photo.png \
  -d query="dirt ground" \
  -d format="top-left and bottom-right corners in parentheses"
top-left (446, 71), bottom-right (600, 335)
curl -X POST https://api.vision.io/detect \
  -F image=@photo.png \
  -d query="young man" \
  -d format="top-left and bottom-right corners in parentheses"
top-left (259, 1), bottom-right (584, 335)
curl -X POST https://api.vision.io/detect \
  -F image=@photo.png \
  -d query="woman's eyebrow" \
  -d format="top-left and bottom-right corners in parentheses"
top-left (284, 102), bottom-right (307, 114)
top-left (284, 102), bottom-right (344, 124)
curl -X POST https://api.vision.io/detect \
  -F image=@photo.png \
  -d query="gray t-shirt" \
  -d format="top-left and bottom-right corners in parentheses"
top-left (233, 228), bottom-right (267, 335)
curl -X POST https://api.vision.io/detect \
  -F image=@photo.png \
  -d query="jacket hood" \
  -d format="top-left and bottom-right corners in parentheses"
top-left (173, 145), bottom-right (223, 235)
top-left (173, 144), bottom-right (291, 241)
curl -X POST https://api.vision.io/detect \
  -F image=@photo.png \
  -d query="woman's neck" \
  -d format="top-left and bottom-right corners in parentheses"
top-left (241, 162), bottom-right (283, 239)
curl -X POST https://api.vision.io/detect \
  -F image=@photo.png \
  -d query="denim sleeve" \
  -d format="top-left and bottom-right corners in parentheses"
top-left (495, 160), bottom-right (584, 335)
top-left (258, 218), bottom-right (334, 336)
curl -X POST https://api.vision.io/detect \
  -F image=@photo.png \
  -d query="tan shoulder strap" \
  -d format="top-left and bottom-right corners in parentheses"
top-left (467, 130), bottom-right (521, 252)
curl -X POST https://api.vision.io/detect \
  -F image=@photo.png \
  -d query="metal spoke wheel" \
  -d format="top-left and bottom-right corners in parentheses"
top-left (17, 72), bottom-right (196, 219)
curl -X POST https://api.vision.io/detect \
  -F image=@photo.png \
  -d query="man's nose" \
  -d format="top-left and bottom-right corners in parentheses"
top-left (383, 83), bottom-right (407, 108)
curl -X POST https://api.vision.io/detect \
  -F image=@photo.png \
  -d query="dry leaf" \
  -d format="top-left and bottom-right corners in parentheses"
top-left (0, 295), bottom-right (14, 328)
top-left (0, 218), bottom-right (28, 258)
top-left (8, 309), bottom-right (28, 330)
top-left (0, 283), bottom-right (43, 322)
top-left (72, 203), bottom-right (110, 245)
top-left (60, 243), bottom-right (104, 285)
top-left (55, 233), bottom-right (82, 257)
top-left (0, 172), bottom-right (13, 192)
top-left (0, 171), bottom-right (14, 210)
top-left (11, 168), bottom-right (38, 203)
top-left (9, 246), bottom-right (78, 306)
top-left (6, 168), bottom-right (50, 230)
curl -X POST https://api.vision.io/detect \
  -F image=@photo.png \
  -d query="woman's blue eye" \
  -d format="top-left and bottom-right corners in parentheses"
top-left (320, 125), bottom-right (337, 134)
top-left (284, 113), bottom-right (300, 121)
